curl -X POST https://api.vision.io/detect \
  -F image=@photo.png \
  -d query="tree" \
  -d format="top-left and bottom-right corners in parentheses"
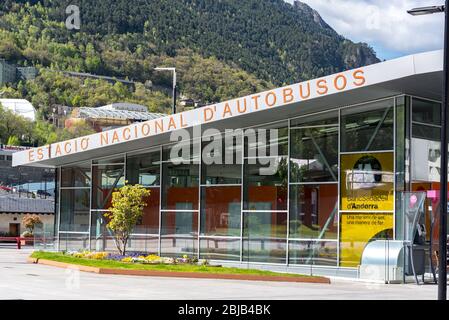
top-left (0, 104), bottom-right (33, 145)
top-left (33, 119), bottom-right (58, 145)
top-left (104, 184), bottom-right (150, 255)
top-left (7, 135), bottom-right (20, 146)
top-left (22, 214), bottom-right (42, 234)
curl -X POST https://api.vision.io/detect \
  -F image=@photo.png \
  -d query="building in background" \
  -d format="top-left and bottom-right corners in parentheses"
top-left (0, 59), bottom-right (17, 85)
top-left (66, 102), bottom-right (166, 132)
top-left (0, 99), bottom-right (37, 121)
top-left (0, 145), bottom-right (55, 237)
top-left (0, 59), bottom-right (37, 85)
top-left (179, 96), bottom-right (203, 111)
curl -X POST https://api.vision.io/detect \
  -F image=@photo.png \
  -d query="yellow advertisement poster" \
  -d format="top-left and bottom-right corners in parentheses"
top-left (340, 152), bottom-right (394, 212)
top-left (340, 213), bottom-right (393, 267)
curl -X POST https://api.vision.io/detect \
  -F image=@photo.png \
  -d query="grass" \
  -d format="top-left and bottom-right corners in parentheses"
top-left (31, 251), bottom-right (316, 278)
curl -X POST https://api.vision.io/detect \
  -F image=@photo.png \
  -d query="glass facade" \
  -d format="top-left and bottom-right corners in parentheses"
top-left (55, 95), bottom-right (442, 271)
top-left (288, 111), bottom-right (339, 268)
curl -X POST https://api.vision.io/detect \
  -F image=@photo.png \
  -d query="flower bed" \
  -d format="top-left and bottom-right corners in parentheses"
top-left (30, 251), bottom-right (330, 283)
top-left (64, 251), bottom-right (209, 266)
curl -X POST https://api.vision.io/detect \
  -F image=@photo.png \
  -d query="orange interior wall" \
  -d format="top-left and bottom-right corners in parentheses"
top-left (203, 186), bottom-right (241, 233)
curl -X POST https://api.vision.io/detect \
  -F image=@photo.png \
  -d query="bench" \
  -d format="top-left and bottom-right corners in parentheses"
top-left (0, 237), bottom-right (32, 249)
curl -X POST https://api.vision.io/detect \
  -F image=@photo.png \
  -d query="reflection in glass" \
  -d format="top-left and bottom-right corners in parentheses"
top-left (202, 133), bottom-right (242, 185)
top-left (61, 164), bottom-right (91, 187)
top-left (200, 186), bottom-right (241, 236)
top-left (91, 164), bottom-right (125, 209)
top-left (245, 125), bottom-right (288, 157)
top-left (200, 238), bottom-right (240, 261)
top-left (412, 124), bottom-right (441, 182)
top-left (288, 241), bottom-right (337, 266)
top-left (126, 150), bottom-right (160, 186)
top-left (161, 211), bottom-right (198, 257)
top-left (242, 211), bottom-right (287, 263)
top-left (289, 184), bottom-right (338, 239)
top-left (243, 157), bottom-right (288, 211)
top-left (59, 233), bottom-right (89, 251)
top-left (162, 144), bottom-right (199, 210)
top-left (90, 210), bottom-right (114, 252)
top-left (90, 210), bottom-right (159, 253)
top-left (341, 99), bottom-right (394, 152)
top-left (60, 189), bottom-right (90, 232)
top-left (290, 113), bottom-right (338, 182)
top-left (126, 234), bottom-right (159, 254)
top-left (412, 98), bottom-right (441, 125)
top-left (135, 187), bottom-right (160, 234)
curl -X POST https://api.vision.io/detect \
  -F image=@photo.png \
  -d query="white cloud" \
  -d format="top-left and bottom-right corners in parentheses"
top-left (286, 0), bottom-right (445, 59)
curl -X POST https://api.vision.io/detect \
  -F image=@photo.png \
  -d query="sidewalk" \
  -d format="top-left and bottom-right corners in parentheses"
top-left (0, 248), bottom-right (441, 300)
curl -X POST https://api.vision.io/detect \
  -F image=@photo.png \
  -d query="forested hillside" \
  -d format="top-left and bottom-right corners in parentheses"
top-left (0, 0), bottom-right (379, 146)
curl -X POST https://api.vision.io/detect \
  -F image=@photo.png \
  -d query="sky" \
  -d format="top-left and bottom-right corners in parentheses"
top-left (285, 0), bottom-right (445, 60)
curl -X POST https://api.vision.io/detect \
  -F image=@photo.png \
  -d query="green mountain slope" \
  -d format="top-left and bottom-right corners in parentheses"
top-left (44, 0), bottom-right (379, 85)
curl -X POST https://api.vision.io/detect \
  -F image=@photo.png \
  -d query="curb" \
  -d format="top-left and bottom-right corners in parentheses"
top-left (27, 257), bottom-right (331, 284)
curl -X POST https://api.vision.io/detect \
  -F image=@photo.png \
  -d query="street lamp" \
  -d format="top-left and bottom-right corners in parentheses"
top-left (155, 67), bottom-right (177, 114)
top-left (408, 2), bottom-right (448, 301)
top-left (408, 5), bottom-right (445, 15)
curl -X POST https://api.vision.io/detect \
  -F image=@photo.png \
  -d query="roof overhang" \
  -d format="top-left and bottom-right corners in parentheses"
top-left (13, 50), bottom-right (444, 168)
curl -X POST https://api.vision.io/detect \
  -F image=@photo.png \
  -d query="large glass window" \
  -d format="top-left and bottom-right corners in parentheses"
top-left (59, 163), bottom-right (91, 234)
top-left (341, 99), bottom-right (394, 152)
top-left (289, 184), bottom-right (338, 239)
top-left (288, 240), bottom-right (337, 266)
top-left (244, 124), bottom-right (289, 158)
top-left (242, 211), bottom-right (287, 264)
top-left (59, 233), bottom-right (89, 251)
top-left (290, 112), bottom-right (338, 183)
top-left (200, 132), bottom-right (242, 261)
top-left (201, 132), bottom-right (242, 185)
top-left (161, 211), bottom-right (198, 257)
top-left (409, 97), bottom-right (443, 247)
top-left (134, 187), bottom-right (160, 234)
top-left (59, 188), bottom-right (90, 232)
top-left (200, 238), bottom-right (240, 261)
top-left (126, 150), bottom-right (160, 187)
top-left (161, 142), bottom-right (200, 210)
top-left (126, 150), bottom-right (161, 236)
top-left (243, 157), bottom-right (288, 211)
top-left (200, 186), bottom-right (241, 237)
top-left (61, 164), bottom-right (91, 188)
top-left (89, 209), bottom-right (159, 253)
top-left (90, 210), bottom-right (114, 252)
top-left (412, 98), bottom-right (441, 125)
top-left (411, 98), bottom-right (441, 183)
top-left (289, 112), bottom-right (339, 267)
top-left (91, 163), bottom-right (125, 210)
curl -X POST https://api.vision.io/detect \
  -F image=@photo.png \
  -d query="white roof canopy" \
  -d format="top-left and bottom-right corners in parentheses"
top-left (0, 99), bottom-right (36, 122)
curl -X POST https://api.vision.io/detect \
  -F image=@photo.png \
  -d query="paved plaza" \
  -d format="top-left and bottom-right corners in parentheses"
top-left (0, 247), bottom-right (442, 300)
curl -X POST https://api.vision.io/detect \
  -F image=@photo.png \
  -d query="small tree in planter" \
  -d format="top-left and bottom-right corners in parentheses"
top-left (21, 214), bottom-right (42, 245)
top-left (22, 214), bottom-right (42, 235)
top-left (104, 184), bottom-right (150, 255)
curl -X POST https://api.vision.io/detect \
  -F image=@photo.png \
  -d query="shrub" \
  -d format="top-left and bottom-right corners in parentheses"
top-left (22, 214), bottom-right (42, 234)
top-left (104, 183), bottom-right (150, 255)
